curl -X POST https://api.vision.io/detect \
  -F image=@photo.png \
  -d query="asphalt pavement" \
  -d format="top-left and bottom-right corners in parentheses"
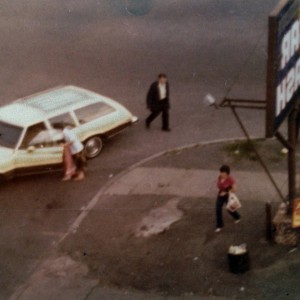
top-left (0, 0), bottom-right (289, 299)
top-left (9, 140), bottom-right (300, 300)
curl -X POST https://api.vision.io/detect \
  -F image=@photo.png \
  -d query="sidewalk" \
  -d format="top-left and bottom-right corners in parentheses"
top-left (10, 140), bottom-right (300, 300)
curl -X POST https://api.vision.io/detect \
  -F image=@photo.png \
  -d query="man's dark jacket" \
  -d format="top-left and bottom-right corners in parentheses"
top-left (146, 81), bottom-right (170, 111)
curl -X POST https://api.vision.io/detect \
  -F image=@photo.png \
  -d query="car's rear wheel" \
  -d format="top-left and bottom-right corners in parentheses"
top-left (84, 136), bottom-right (103, 159)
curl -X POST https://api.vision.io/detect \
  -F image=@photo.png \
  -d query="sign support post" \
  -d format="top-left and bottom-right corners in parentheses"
top-left (288, 109), bottom-right (297, 213)
top-left (221, 0), bottom-right (300, 218)
top-left (265, 0), bottom-right (300, 215)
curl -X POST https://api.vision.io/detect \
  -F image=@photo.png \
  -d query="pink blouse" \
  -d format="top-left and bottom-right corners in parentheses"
top-left (217, 176), bottom-right (235, 193)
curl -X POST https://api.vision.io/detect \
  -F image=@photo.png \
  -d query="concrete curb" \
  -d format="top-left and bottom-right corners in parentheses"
top-left (59, 136), bottom-right (262, 243)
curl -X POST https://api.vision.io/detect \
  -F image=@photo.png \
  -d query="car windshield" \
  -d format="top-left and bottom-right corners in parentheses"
top-left (0, 121), bottom-right (23, 148)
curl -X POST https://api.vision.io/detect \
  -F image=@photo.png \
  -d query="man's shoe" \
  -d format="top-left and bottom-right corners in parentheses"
top-left (145, 121), bottom-right (150, 129)
top-left (215, 228), bottom-right (222, 233)
top-left (235, 219), bottom-right (241, 224)
top-left (162, 128), bottom-right (171, 132)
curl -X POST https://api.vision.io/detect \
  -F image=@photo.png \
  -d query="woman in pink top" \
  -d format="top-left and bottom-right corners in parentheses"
top-left (215, 165), bottom-right (241, 232)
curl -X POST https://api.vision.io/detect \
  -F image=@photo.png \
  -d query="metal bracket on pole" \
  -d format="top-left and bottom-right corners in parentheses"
top-left (275, 131), bottom-right (294, 151)
top-left (218, 98), bottom-right (286, 202)
top-left (221, 98), bottom-right (266, 110)
top-left (218, 97), bottom-right (298, 205)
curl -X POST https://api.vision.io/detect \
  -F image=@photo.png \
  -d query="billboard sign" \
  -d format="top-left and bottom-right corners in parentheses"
top-left (266, 0), bottom-right (300, 137)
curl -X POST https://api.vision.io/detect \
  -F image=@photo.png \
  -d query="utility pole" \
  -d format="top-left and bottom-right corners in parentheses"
top-left (265, 0), bottom-right (300, 216)
top-left (288, 109), bottom-right (297, 213)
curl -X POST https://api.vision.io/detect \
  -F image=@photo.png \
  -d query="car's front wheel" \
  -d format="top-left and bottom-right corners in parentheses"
top-left (84, 136), bottom-right (103, 159)
top-left (0, 173), bottom-right (9, 183)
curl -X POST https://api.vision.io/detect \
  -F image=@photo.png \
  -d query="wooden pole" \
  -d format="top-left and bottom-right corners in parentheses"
top-left (288, 110), bottom-right (297, 214)
top-left (265, 201), bottom-right (273, 242)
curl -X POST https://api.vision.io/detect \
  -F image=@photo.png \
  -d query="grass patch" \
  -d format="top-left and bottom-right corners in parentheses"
top-left (269, 153), bottom-right (286, 163)
top-left (224, 140), bottom-right (261, 161)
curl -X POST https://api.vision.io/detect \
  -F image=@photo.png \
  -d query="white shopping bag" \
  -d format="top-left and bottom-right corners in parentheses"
top-left (226, 193), bottom-right (242, 212)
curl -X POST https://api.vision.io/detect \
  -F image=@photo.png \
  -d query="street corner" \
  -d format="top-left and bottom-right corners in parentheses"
top-left (3, 1), bottom-right (300, 299)
top-left (55, 138), bottom-right (298, 298)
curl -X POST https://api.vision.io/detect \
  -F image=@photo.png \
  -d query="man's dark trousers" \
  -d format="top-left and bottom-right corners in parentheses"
top-left (146, 100), bottom-right (169, 130)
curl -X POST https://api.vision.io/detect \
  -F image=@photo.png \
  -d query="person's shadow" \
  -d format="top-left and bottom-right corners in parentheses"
top-left (113, 0), bottom-right (154, 16)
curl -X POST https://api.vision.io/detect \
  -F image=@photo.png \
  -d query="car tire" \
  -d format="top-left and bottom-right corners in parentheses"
top-left (84, 136), bottom-right (103, 159)
top-left (0, 173), bottom-right (9, 183)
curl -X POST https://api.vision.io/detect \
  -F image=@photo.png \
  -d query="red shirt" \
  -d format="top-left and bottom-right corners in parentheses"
top-left (217, 176), bottom-right (235, 193)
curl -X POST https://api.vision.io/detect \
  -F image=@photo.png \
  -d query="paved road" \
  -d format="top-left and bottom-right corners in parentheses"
top-left (0, 0), bottom-right (280, 298)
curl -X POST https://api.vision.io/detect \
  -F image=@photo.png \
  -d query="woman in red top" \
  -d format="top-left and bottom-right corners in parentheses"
top-left (215, 165), bottom-right (241, 232)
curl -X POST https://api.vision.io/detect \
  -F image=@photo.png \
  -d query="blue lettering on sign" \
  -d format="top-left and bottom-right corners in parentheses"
top-left (275, 18), bottom-right (300, 123)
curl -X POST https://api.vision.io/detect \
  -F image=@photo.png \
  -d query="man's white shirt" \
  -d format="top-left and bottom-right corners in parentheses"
top-left (63, 128), bottom-right (84, 155)
top-left (158, 83), bottom-right (167, 100)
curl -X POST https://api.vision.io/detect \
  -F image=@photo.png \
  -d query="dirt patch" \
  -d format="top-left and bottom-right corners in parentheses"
top-left (135, 197), bottom-right (183, 237)
top-left (60, 195), bottom-right (293, 298)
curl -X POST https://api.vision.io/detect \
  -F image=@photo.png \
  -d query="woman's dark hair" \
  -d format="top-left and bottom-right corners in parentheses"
top-left (158, 73), bottom-right (167, 79)
top-left (220, 165), bottom-right (230, 174)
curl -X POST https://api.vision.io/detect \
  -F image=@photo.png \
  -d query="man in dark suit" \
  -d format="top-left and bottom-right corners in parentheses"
top-left (145, 73), bottom-right (171, 132)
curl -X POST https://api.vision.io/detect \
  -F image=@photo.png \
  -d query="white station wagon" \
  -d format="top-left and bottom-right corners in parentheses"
top-left (0, 85), bottom-right (138, 179)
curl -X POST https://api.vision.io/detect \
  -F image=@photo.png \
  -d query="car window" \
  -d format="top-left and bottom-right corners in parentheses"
top-left (20, 123), bottom-right (61, 149)
top-left (30, 129), bottom-right (63, 147)
top-left (0, 121), bottom-right (23, 148)
top-left (74, 102), bottom-right (116, 124)
top-left (49, 113), bottom-right (75, 130)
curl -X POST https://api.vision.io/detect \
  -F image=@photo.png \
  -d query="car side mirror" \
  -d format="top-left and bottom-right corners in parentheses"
top-left (27, 145), bottom-right (36, 153)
